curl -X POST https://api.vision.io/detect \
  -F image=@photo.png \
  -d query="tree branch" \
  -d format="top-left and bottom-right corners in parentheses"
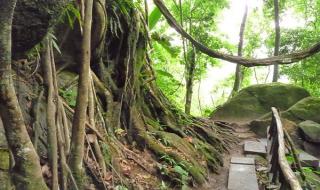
top-left (153, 0), bottom-right (320, 67)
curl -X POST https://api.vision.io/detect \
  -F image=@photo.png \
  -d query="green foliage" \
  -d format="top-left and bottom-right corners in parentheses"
top-left (286, 155), bottom-right (294, 165)
top-left (152, 33), bottom-right (180, 57)
top-left (149, 7), bottom-right (162, 30)
top-left (113, 0), bottom-right (136, 16)
top-left (280, 28), bottom-right (320, 96)
top-left (160, 155), bottom-right (176, 166)
top-left (151, 0), bottom-right (231, 115)
top-left (174, 166), bottom-right (190, 187)
top-left (151, 0), bottom-right (320, 116)
top-left (100, 143), bottom-right (112, 165)
top-left (159, 154), bottom-right (190, 187)
top-left (60, 2), bottom-right (81, 29)
top-left (59, 89), bottom-right (77, 107)
top-left (47, 32), bottom-right (61, 54)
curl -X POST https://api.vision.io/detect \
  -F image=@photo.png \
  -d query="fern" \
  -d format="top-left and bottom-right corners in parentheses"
top-left (60, 2), bottom-right (81, 29)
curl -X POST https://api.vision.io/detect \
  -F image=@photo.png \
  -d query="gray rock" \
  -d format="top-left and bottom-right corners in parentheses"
top-left (303, 141), bottom-right (320, 158)
top-left (298, 120), bottom-right (320, 143)
top-left (298, 151), bottom-right (319, 168)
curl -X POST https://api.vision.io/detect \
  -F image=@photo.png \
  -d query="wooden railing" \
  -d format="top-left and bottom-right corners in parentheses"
top-left (267, 107), bottom-right (302, 190)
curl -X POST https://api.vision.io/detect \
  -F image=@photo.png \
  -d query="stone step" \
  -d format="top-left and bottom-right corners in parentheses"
top-left (231, 157), bottom-right (255, 165)
top-left (227, 160), bottom-right (259, 190)
top-left (244, 140), bottom-right (267, 156)
top-left (258, 138), bottom-right (268, 146)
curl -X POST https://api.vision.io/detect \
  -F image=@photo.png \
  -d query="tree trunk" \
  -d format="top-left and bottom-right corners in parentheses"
top-left (69, 0), bottom-right (93, 187)
top-left (185, 46), bottom-right (196, 114)
top-left (272, 0), bottom-right (281, 82)
top-left (231, 4), bottom-right (248, 97)
top-left (6, 1), bottom-right (237, 188)
top-left (42, 39), bottom-right (59, 190)
top-left (184, 10), bottom-right (195, 115)
top-left (0, 1), bottom-right (48, 189)
top-left (154, 0), bottom-right (320, 67)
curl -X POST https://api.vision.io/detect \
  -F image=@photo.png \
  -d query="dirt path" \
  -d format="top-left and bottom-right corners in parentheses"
top-left (203, 124), bottom-right (258, 190)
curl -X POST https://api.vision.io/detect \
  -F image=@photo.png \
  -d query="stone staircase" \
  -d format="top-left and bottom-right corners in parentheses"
top-left (227, 139), bottom-right (267, 190)
top-left (227, 139), bottom-right (320, 190)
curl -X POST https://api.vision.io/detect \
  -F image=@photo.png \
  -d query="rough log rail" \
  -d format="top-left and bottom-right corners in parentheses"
top-left (268, 107), bottom-right (302, 190)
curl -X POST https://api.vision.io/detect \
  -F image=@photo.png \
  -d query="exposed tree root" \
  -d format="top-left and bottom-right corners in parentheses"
top-left (4, 1), bottom-right (238, 189)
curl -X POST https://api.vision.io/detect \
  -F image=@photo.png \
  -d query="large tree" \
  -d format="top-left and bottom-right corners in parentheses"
top-left (230, 4), bottom-right (248, 96)
top-left (0, 0), bottom-right (48, 189)
top-left (1, 0), bottom-right (235, 189)
top-left (2, 0), bottom-right (320, 189)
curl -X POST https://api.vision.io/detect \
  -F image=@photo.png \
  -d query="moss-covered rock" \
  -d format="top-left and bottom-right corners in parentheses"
top-left (211, 83), bottom-right (310, 124)
top-left (298, 120), bottom-right (320, 143)
top-left (13, 0), bottom-right (67, 56)
top-left (282, 97), bottom-right (320, 123)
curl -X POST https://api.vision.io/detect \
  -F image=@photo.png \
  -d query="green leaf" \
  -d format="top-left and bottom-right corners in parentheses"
top-left (156, 69), bottom-right (175, 78)
top-left (302, 167), bottom-right (314, 173)
top-left (174, 165), bottom-right (188, 177)
top-left (151, 33), bottom-right (180, 57)
top-left (66, 11), bottom-right (74, 29)
top-left (156, 41), bottom-right (180, 57)
top-left (286, 155), bottom-right (294, 165)
top-left (149, 7), bottom-right (162, 30)
top-left (51, 38), bottom-right (61, 54)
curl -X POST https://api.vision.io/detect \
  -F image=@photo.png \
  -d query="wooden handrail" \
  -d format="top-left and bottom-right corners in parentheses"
top-left (268, 107), bottom-right (302, 190)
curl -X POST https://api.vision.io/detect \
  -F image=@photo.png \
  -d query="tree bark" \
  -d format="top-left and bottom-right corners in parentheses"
top-left (0, 0), bottom-right (48, 189)
top-left (185, 46), bottom-right (196, 114)
top-left (42, 39), bottom-right (59, 190)
top-left (184, 5), bottom-right (195, 115)
top-left (231, 4), bottom-right (248, 96)
top-left (153, 0), bottom-right (320, 67)
top-left (272, 0), bottom-right (281, 82)
top-left (69, 0), bottom-right (93, 187)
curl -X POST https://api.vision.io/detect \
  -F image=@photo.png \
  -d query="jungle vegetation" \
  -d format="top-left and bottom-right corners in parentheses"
top-left (0, 0), bottom-right (319, 189)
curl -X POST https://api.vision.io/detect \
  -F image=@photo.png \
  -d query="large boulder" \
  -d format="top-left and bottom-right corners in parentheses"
top-left (282, 97), bottom-right (320, 123)
top-left (13, 0), bottom-right (67, 57)
top-left (211, 83), bottom-right (310, 124)
top-left (298, 120), bottom-right (320, 143)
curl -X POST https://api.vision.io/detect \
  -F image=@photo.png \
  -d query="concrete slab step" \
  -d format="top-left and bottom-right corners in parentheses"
top-left (231, 157), bottom-right (255, 165)
top-left (258, 138), bottom-right (267, 146)
top-left (244, 140), bottom-right (267, 156)
top-left (227, 163), bottom-right (259, 190)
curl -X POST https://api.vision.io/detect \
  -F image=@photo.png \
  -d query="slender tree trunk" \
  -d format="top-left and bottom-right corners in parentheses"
top-left (185, 45), bottom-right (196, 114)
top-left (179, 0), bottom-right (192, 114)
top-left (231, 4), bottom-right (248, 96)
top-left (0, 1), bottom-right (48, 189)
top-left (272, 0), bottom-right (280, 82)
top-left (69, 0), bottom-right (93, 187)
top-left (42, 39), bottom-right (59, 190)
top-left (184, 8), bottom-right (196, 115)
